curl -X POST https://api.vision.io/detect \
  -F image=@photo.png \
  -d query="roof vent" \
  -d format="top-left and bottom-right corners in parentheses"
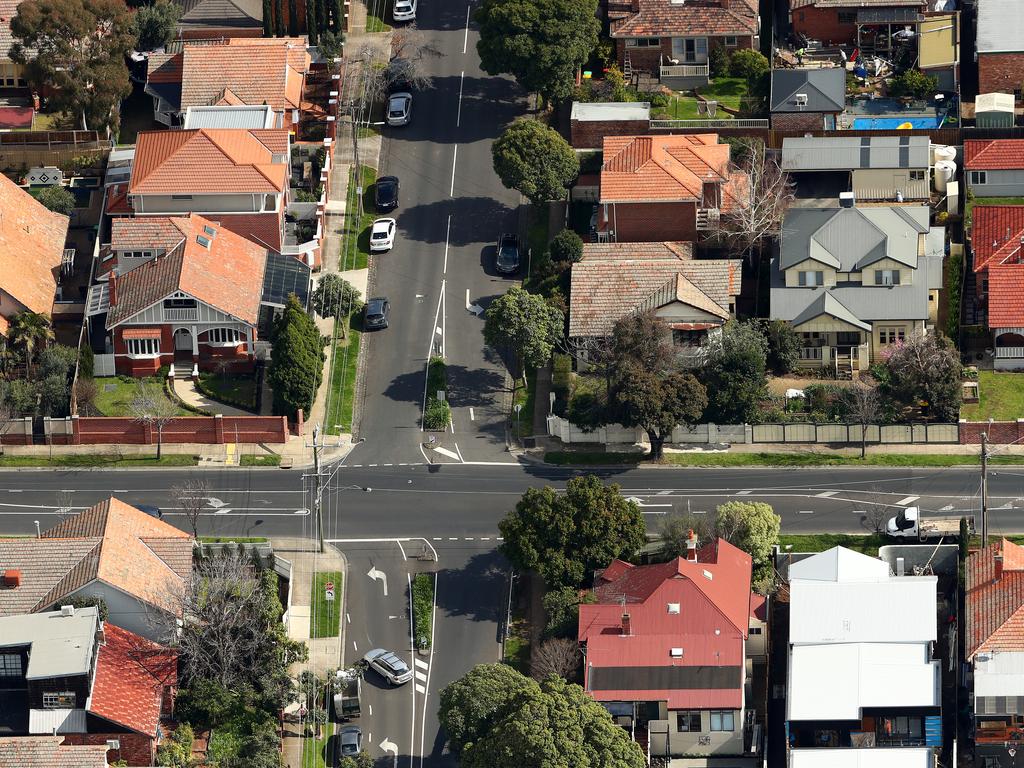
top-left (794, 93), bottom-right (809, 107)
top-left (670, 647), bottom-right (684, 658)
top-left (2, 569), bottom-right (21, 587)
top-left (667, 603), bottom-right (680, 614)
top-left (60, 605), bottom-right (75, 617)
top-left (702, 569), bottom-right (713, 581)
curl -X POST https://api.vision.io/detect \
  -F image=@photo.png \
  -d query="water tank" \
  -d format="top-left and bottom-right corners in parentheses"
top-left (931, 144), bottom-right (956, 165)
top-left (934, 160), bottom-right (956, 192)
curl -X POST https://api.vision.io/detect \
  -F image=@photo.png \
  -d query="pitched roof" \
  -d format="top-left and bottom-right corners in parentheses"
top-left (0, 539), bottom-right (104, 615)
top-left (770, 68), bottom-right (845, 113)
top-left (971, 205), bottom-right (1024, 273)
top-left (107, 214), bottom-right (267, 326)
top-left (782, 135), bottom-right (929, 171)
top-left (0, 737), bottom-right (109, 768)
top-left (175, 0), bottom-right (262, 30)
top-left (987, 264), bottom-right (1024, 328)
top-left (178, 40), bottom-right (308, 112)
top-left (610, 0), bottom-right (757, 38)
top-left (965, 139), bottom-right (1024, 170)
top-left (790, 290), bottom-right (871, 331)
top-left (0, 172), bottom-right (70, 320)
top-left (977, 0), bottom-right (1024, 54)
top-left (90, 623), bottom-right (177, 737)
top-left (966, 539), bottom-right (1024, 657)
top-left (129, 128), bottom-right (289, 195)
top-left (568, 242), bottom-right (741, 337)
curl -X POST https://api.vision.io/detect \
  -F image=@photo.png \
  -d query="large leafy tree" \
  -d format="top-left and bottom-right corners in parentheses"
top-left (700, 320), bottom-right (769, 424)
top-left (714, 501), bottom-right (780, 592)
top-left (499, 475), bottom-right (646, 589)
top-left (612, 362), bottom-right (707, 460)
top-left (133, 0), bottom-right (181, 51)
top-left (439, 663), bottom-right (540, 754)
top-left (476, 0), bottom-right (599, 105)
top-left (11, 0), bottom-right (134, 131)
top-left (310, 273), bottom-right (361, 321)
top-left (760, 319), bottom-right (801, 375)
top-left (268, 295), bottom-right (325, 419)
top-left (483, 286), bottom-right (564, 377)
top-left (7, 311), bottom-right (54, 375)
top-left (880, 333), bottom-right (961, 422)
top-left (492, 119), bottom-right (579, 205)
top-left (35, 185), bottom-right (75, 215)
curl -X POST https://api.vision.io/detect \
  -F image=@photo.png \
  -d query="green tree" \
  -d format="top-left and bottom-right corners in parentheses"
top-left (708, 43), bottom-right (729, 78)
top-left (11, 0), bottom-right (134, 131)
top-left (38, 344), bottom-right (78, 380)
top-left (499, 475), bottom-right (646, 589)
top-left (542, 586), bottom-right (594, 639)
top-left (310, 273), bottom-right (361, 320)
top-left (761, 319), bottom-right (801, 375)
top-left (262, 0), bottom-right (272, 34)
top-left (880, 333), bottom-right (961, 422)
top-left (305, 0), bottom-right (318, 43)
top-left (659, 512), bottom-right (711, 558)
top-left (338, 754), bottom-right (374, 768)
top-left (7, 311), bottom-right (54, 375)
top-left (492, 119), bottom-right (579, 205)
top-left (888, 68), bottom-right (938, 99)
top-left (329, 0), bottom-right (342, 32)
top-left (439, 663), bottom-right (540, 753)
top-left (714, 501), bottom-right (780, 591)
top-left (483, 286), bottom-right (564, 377)
top-left (39, 373), bottom-right (70, 417)
top-left (612, 362), bottom-right (707, 460)
top-left (156, 723), bottom-right (195, 767)
top-left (0, 378), bottom-right (38, 415)
top-left (133, 0), bottom-right (181, 52)
top-left (269, 295), bottom-right (325, 418)
top-left (548, 229), bottom-right (583, 263)
top-left (274, 0), bottom-right (285, 35)
top-left (221, 720), bottom-right (280, 768)
top-left (35, 185), bottom-right (75, 215)
top-left (728, 48), bottom-right (769, 83)
top-left (287, 0), bottom-right (298, 34)
top-left (175, 679), bottom-right (236, 729)
top-left (476, 0), bottom-right (599, 105)
top-left (700, 321), bottom-right (768, 424)
top-left (318, 29), bottom-right (343, 60)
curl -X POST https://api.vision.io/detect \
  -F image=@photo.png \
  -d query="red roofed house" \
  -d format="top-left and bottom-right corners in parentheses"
top-left (966, 539), bottom-right (1024, 766)
top-left (596, 134), bottom-right (748, 243)
top-left (578, 535), bottom-right (764, 762)
top-left (607, 0), bottom-right (759, 89)
top-left (965, 139), bottom-right (1024, 199)
top-left (968, 205), bottom-right (1024, 370)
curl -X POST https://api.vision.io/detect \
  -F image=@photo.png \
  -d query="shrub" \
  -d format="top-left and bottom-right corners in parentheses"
top-left (424, 399), bottom-right (451, 430)
top-left (294, 189), bottom-right (319, 203)
top-left (728, 49), bottom-right (769, 82)
top-left (35, 185), bottom-right (76, 215)
top-left (648, 91), bottom-right (670, 108)
top-left (552, 353), bottom-right (572, 399)
top-left (888, 69), bottom-right (938, 99)
top-left (549, 229), bottom-right (584, 263)
top-left (411, 573), bottom-right (434, 650)
top-left (709, 43), bottom-right (729, 79)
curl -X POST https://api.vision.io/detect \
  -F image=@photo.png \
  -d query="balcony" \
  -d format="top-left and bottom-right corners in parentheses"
top-left (164, 307), bottom-right (198, 321)
top-left (799, 346), bottom-right (824, 361)
top-left (660, 63), bottom-right (709, 79)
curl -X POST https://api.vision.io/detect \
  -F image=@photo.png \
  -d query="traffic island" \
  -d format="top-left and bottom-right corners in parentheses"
top-left (311, 571), bottom-right (343, 639)
top-left (411, 572), bottom-right (434, 654)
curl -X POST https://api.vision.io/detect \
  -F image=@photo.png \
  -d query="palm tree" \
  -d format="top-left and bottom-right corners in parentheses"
top-left (7, 311), bottom-right (55, 375)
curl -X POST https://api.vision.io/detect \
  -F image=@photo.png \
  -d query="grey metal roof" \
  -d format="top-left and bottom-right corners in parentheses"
top-left (0, 608), bottom-right (99, 680)
top-left (791, 291), bottom-right (871, 330)
top-left (183, 105), bottom-right (276, 129)
top-left (770, 69), bottom-right (845, 113)
top-left (175, 0), bottom-right (262, 28)
top-left (570, 102), bottom-right (651, 122)
top-left (977, 0), bottom-right (1024, 54)
top-left (780, 206), bottom-right (928, 271)
top-left (27, 709), bottom-right (88, 735)
top-left (857, 7), bottom-right (921, 23)
top-left (782, 136), bottom-right (930, 171)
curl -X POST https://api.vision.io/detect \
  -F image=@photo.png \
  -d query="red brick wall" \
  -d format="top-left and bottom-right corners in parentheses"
top-left (62, 731), bottom-right (154, 767)
top-left (606, 201), bottom-right (697, 241)
top-left (960, 421), bottom-right (1024, 444)
top-left (113, 326), bottom-right (256, 376)
top-left (616, 36), bottom-right (755, 73)
top-left (571, 118), bottom-right (651, 149)
top-left (791, 5), bottom-right (856, 45)
top-left (771, 111), bottom-right (831, 131)
top-left (74, 416), bottom-right (289, 444)
top-left (978, 53), bottom-right (1024, 98)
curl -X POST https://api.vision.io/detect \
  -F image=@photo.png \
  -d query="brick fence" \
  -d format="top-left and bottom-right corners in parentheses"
top-left (1, 415), bottom-right (289, 446)
top-left (958, 420), bottom-right (1024, 445)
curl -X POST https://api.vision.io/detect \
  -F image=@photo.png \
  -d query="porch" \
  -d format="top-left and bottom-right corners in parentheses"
top-left (993, 328), bottom-right (1024, 371)
top-left (796, 332), bottom-right (871, 377)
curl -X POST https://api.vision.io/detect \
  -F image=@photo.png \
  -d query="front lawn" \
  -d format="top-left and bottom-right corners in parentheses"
top-left (960, 370), bottom-right (1024, 421)
top-left (94, 375), bottom-right (190, 417)
top-left (324, 319), bottom-right (361, 437)
top-left (197, 372), bottom-right (257, 411)
top-left (652, 77), bottom-right (748, 119)
top-left (779, 534), bottom-right (889, 555)
top-left (311, 571), bottom-right (343, 639)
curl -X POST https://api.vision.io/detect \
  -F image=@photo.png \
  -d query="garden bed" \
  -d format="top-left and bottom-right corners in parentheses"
top-left (411, 573), bottom-right (434, 651)
top-left (424, 356), bottom-right (450, 430)
top-left (196, 373), bottom-right (257, 411)
top-left (93, 375), bottom-right (191, 417)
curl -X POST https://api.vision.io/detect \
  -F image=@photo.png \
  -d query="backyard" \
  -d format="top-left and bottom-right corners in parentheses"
top-left (960, 371), bottom-right (1024, 422)
top-left (93, 375), bottom-right (191, 417)
top-left (651, 77), bottom-right (749, 120)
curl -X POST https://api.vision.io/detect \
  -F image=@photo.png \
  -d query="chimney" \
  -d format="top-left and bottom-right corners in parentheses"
top-left (2, 569), bottom-right (21, 588)
top-left (686, 529), bottom-right (698, 561)
top-left (108, 272), bottom-right (117, 306)
top-left (995, 551), bottom-right (1004, 582)
top-left (621, 612), bottom-right (631, 636)
top-left (719, 0), bottom-right (730, 8)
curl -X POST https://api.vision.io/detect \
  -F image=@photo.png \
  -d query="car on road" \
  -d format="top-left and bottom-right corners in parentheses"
top-left (363, 297), bottom-right (391, 330)
top-left (374, 176), bottom-right (399, 212)
top-left (335, 725), bottom-right (362, 764)
top-left (392, 0), bottom-right (416, 21)
top-left (386, 92), bottom-right (412, 127)
top-left (369, 218), bottom-right (396, 252)
top-left (495, 233), bottom-right (521, 274)
top-left (363, 648), bottom-right (412, 685)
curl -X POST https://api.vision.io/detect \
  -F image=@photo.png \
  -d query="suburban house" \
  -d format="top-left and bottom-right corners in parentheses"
top-left (976, 0), bottom-right (1024, 98)
top-left (966, 538), bottom-right (1024, 767)
top-left (0, 607), bottom-right (177, 766)
top-left (86, 214), bottom-right (270, 377)
top-left (0, 1), bottom-right (28, 89)
top-left (145, 37), bottom-right (310, 127)
top-left (786, 547), bottom-right (941, 767)
top-left (0, 736), bottom-right (110, 767)
top-left (568, 242), bottom-right (742, 366)
top-left (0, 172), bottom-right (70, 337)
top-left (769, 203), bottom-right (944, 376)
top-left (172, 0), bottom-right (263, 40)
top-left (965, 139), bottom-right (1024, 198)
top-left (569, 102), bottom-right (651, 152)
top-left (0, 497), bottom-right (194, 641)
top-left (578, 536), bottom-right (764, 765)
top-left (596, 134), bottom-right (747, 243)
top-left (769, 68), bottom-right (845, 131)
top-left (787, 0), bottom-right (927, 48)
top-left (968, 206), bottom-right (1024, 370)
top-left (781, 135), bottom-right (931, 201)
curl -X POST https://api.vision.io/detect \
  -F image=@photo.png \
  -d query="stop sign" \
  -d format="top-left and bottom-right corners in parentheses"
top-left (325, 581), bottom-right (335, 591)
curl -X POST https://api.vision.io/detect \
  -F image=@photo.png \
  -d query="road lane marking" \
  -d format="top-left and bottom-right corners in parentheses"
top-left (415, 658), bottom-right (428, 670)
top-left (415, 683), bottom-right (426, 693)
top-left (415, 670), bottom-right (427, 682)
top-left (463, 4), bottom-right (470, 52)
top-left (353, 640), bottom-right (358, 651)
top-left (851, 510), bottom-right (867, 515)
top-left (896, 496), bottom-right (920, 506)
top-left (798, 510), bottom-right (814, 514)
top-left (454, 443), bottom-right (464, 463)
top-left (815, 491), bottom-right (838, 498)
top-left (368, 566), bottom-right (388, 596)
top-left (443, 214), bottom-right (451, 274)
top-left (407, 573), bottom-right (416, 768)
top-left (346, 613), bottom-right (351, 623)
top-left (736, 490), bottom-right (751, 495)
top-left (433, 446), bottom-right (460, 460)
top-left (421, 285), bottom-right (446, 431)
top-left (450, 145), bottom-right (458, 196)
top-left (418, 572), bottom-right (438, 767)
top-left (469, 407), bottom-right (475, 421)
top-left (456, 71), bottom-right (464, 127)
top-left (940, 504), bottom-right (954, 511)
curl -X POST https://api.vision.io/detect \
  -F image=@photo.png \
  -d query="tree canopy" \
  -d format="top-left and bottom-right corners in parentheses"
top-left (35, 185), bottom-right (75, 215)
top-left (499, 475), bottom-right (646, 589)
top-left (439, 663), bottom-right (540, 753)
top-left (613, 362), bottom-right (706, 459)
top-left (483, 286), bottom-right (564, 376)
top-left (700, 321), bottom-right (768, 423)
top-left (714, 501), bottom-right (780, 592)
top-left (476, 0), bottom-right (599, 105)
top-left (492, 119), bottom-right (580, 205)
top-left (269, 295), bottom-right (325, 419)
top-left (878, 333), bottom-right (961, 422)
top-left (133, 0), bottom-right (181, 52)
top-left (548, 229), bottom-right (583, 263)
top-left (310, 273), bottom-right (362, 320)
top-left (761, 319), bottom-right (800, 375)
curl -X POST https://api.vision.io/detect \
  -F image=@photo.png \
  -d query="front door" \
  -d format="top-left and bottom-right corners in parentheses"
top-left (173, 328), bottom-right (192, 360)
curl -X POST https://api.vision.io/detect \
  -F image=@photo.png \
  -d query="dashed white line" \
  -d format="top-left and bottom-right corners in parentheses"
top-left (896, 495), bottom-right (920, 506)
top-left (469, 407), bottom-right (475, 421)
top-left (416, 683), bottom-right (426, 694)
top-left (352, 640), bottom-right (358, 651)
top-left (465, 537), bottom-right (474, 541)
top-left (462, 4), bottom-right (470, 53)
top-left (456, 71), bottom-right (464, 127)
top-left (448, 537), bottom-right (458, 541)
top-left (433, 537), bottom-right (442, 541)
top-left (450, 145), bottom-right (458, 196)
top-left (346, 612), bottom-right (351, 623)
top-left (851, 510), bottom-right (867, 515)
top-left (480, 537), bottom-right (490, 541)
top-left (693, 510), bottom-right (707, 514)
top-left (798, 510), bottom-right (815, 515)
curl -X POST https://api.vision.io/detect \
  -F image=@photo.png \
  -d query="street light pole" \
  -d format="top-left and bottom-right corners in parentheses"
top-left (981, 431), bottom-right (989, 548)
top-left (312, 424), bottom-right (324, 554)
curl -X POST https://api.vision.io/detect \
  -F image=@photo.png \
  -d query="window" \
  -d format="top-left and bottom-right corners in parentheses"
top-left (207, 327), bottom-right (241, 345)
top-left (626, 37), bottom-right (660, 48)
top-left (42, 691), bottom-right (76, 709)
top-left (724, 36), bottom-right (738, 46)
top-left (749, 626), bottom-right (763, 635)
top-left (126, 337), bottom-right (160, 356)
top-left (673, 329), bottom-right (703, 347)
top-left (203, 225), bottom-right (217, 237)
top-left (196, 235), bottom-right (211, 248)
top-left (164, 297), bottom-right (197, 309)
top-left (874, 269), bottom-right (900, 286)
top-left (0, 653), bottom-right (22, 678)
top-left (837, 10), bottom-right (856, 22)
top-left (970, 171), bottom-right (988, 185)
top-left (263, 193), bottom-right (278, 211)
top-left (797, 270), bottom-right (824, 287)
top-left (121, 250), bottom-right (151, 260)
top-left (877, 327), bottom-right (906, 345)
top-left (710, 711), bottom-right (735, 731)
top-left (667, 602), bottom-right (680, 614)
top-left (677, 711), bottom-right (701, 732)
top-left (909, 170), bottom-right (926, 181)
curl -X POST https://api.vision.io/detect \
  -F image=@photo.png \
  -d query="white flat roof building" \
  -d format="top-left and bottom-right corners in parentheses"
top-left (790, 748), bottom-right (933, 768)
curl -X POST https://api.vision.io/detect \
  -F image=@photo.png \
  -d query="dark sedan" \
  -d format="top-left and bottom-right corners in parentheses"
top-left (364, 297), bottom-right (391, 330)
top-left (375, 176), bottom-right (399, 212)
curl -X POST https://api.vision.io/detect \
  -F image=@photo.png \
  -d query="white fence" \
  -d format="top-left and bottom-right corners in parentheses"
top-left (545, 415), bottom-right (749, 446)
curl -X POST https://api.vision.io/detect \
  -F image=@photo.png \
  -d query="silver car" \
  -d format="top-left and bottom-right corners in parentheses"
top-left (386, 92), bottom-right (412, 127)
top-left (363, 648), bottom-right (413, 685)
top-left (335, 725), bottom-right (362, 764)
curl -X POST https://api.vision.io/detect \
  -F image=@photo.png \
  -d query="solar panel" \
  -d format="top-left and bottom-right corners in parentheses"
top-left (262, 252), bottom-right (311, 308)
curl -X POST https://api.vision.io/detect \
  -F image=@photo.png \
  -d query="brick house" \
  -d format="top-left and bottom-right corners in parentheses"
top-left (0, 736), bottom-right (109, 767)
top-left (969, 206), bottom-right (1024, 370)
top-left (977, 0), bottom-right (1024, 98)
top-left (788, 0), bottom-right (926, 47)
top-left (769, 68), bottom-right (845, 131)
top-left (172, 0), bottom-right (263, 40)
top-left (596, 133), bottom-right (747, 243)
top-left (607, 0), bottom-right (758, 88)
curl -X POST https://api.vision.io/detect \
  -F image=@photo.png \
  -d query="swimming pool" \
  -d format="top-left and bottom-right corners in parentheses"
top-left (851, 116), bottom-right (945, 130)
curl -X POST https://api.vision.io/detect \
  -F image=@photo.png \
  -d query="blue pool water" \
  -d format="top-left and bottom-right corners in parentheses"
top-left (851, 116), bottom-right (945, 130)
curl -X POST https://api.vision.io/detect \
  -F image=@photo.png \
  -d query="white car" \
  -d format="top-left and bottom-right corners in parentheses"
top-left (386, 92), bottom-right (412, 127)
top-left (392, 0), bottom-right (416, 21)
top-left (363, 648), bottom-right (413, 685)
top-left (369, 218), bottom-right (396, 251)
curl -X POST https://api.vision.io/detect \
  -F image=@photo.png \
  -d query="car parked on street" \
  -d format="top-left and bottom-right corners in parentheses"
top-left (392, 0), bottom-right (416, 21)
top-left (363, 297), bottom-right (391, 330)
top-left (386, 92), bottom-right (412, 127)
top-left (375, 176), bottom-right (399, 212)
top-left (335, 725), bottom-right (362, 764)
top-left (370, 218), bottom-right (396, 252)
top-left (496, 233), bottom-right (521, 275)
top-left (363, 648), bottom-right (412, 685)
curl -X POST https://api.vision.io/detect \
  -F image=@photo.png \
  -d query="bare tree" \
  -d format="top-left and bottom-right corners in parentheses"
top-left (55, 490), bottom-right (74, 521)
top-left (172, 477), bottom-right (211, 538)
top-left (718, 142), bottom-right (794, 261)
top-left (356, 26), bottom-right (437, 108)
top-left (531, 637), bottom-right (580, 681)
top-left (848, 381), bottom-right (881, 459)
top-left (861, 508), bottom-right (887, 535)
top-left (129, 381), bottom-right (178, 460)
top-left (74, 377), bottom-right (98, 416)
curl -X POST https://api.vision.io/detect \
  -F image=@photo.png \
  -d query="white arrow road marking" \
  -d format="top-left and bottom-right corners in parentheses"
top-left (380, 738), bottom-right (398, 764)
top-left (368, 566), bottom-right (388, 597)
top-left (625, 496), bottom-right (672, 509)
top-left (940, 504), bottom-right (954, 511)
top-left (214, 508), bottom-right (232, 515)
top-left (736, 490), bottom-right (752, 495)
top-left (205, 497), bottom-right (227, 508)
top-left (896, 496), bottom-right (920, 506)
top-left (465, 288), bottom-right (484, 316)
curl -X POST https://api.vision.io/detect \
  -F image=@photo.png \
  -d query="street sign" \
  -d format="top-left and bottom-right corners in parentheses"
top-left (325, 581), bottom-right (335, 591)
top-left (325, 588), bottom-right (335, 601)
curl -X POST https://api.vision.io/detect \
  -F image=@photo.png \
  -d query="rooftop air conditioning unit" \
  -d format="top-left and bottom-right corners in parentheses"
top-left (794, 93), bottom-right (809, 106)
top-left (670, 648), bottom-right (684, 658)
top-left (60, 605), bottom-right (75, 617)
top-left (106, 739), bottom-right (120, 751)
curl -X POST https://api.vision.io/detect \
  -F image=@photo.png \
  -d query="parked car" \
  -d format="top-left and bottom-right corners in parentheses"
top-left (363, 648), bottom-right (412, 685)
top-left (335, 725), bottom-right (362, 764)
top-left (392, 0), bottom-right (416, 21)
top-left (370, 218), bottom-right (396, 252)
top-left (495, 233), bottom-right (521, 274)
top-left (386, 92), bottom-right (412, 127)
top-left (363, 297), bottom-right (391, 330)
top-left (375, 176), bottom-right (399, 212)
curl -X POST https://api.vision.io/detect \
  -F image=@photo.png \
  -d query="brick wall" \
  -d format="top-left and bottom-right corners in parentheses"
top-left (978, 53), bottom-right (1024, 98)
top-left (959, 420), bottom-right (1024, 444)
top-left (62, 731), bottom-right (154, 767)
top-left (606, 201), bottom-right (697, 241)
top-left (791, 5), bottom-right (856, 45)
top-left (771, 111), bottom-right (830, 131)
top-left (73, 415), bottom-right (289, 445)
top-left (571, 118), bottom-right (651, 149)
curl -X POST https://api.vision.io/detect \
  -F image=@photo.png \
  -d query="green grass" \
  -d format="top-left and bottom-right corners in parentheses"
top-left (197, 372), bottom-right (257, 410)
top-left (960, 371), bottom-right (1024, 421)
top-left (512, 369), bottom-right (537, 439)
top-left (503, 632), bottom-right (530, 673)
top-left (779, 533), bottom-right (889, 555)
top-left (302, 720), bottom-right (334, 768)
top-left (340, 165), bottom-right (378, 272)
top-left (31, 111), bottom-right (66, 131)
top-left (544, 450), bottom-right (1024, 467)
top-left (311, 571), bottom-right (343, 639)
top-left (424, 356), bottom-right (451, 430)
top-left (965, 196), bottom-right (1024, 230)
top-left (324, 319), bottom-right (361, 437)
top-left (0, 454), bottom-right (198, 467)
top-left (411, 572), bottom-right (434, 650)
top-left (364, 0), bottom-right (392, 32)
top-left (93, 375), bottom-right (191, 417)
top-left (652, 77), bottom-right (748, 119)
top-left (199, 536), bottom-right (269, 543)
top-left (239, 454), bottom-right (282, 467)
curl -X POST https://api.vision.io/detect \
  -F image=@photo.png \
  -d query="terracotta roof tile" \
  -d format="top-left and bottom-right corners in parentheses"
top-left (111, 216), bottom-right (187, 252)
top-left (971, 205), bottom-right (1024, 273)
top-left (988, 264), bottom-right (1024, 328)
top-left (612, 0), bottom-right (758, 37)
top-left (215, 209), bottom-right (285, 251)
top-left (966, 539), bottom-right (1024, 656)
top-left (0, 736), bottom-right (108, 768)
top-left (965, 139), bottom-right (1024, 170)
top-left (0, 539), bottom-right (103, 615)
top-left (601, 133), bottom-right (736, 203)
top-left (147, 52), bottom-right (184, 84)
top-left (0, 172), bottom-right (70, 321)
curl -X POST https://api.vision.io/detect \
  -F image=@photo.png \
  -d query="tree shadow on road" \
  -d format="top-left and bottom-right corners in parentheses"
top-left (397, 197), bottom-right (517, 245)
top-left (434, 549), bottom-right (508, 626)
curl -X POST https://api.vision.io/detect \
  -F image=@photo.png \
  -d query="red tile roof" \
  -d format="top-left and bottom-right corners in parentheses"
top-left (612, 0), bottom-right (758, 38)
top-left (90, 623), bottom-right (177, 737)
top-left (988, 264), bottom-right (1024, 328)
top-left (965, 139), bottom-right (1024, 170)
top-left (971, 205), bottom-right (1024, 273)
top-left (0, 736), bottom-right (109, 768)
top-left (180, 40), bottom-right (308, 111)
top-left (214, 209), bottom-right (285, 252)
top-left (966, 539), bottom-right (1024, 657)
top-left (130, 128), bottom-right (289, 196)
top-left (105, 183), bottom-right (132, 215)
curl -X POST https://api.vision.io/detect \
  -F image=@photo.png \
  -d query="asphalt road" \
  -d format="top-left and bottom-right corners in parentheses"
top-left (355, 0), bottom-right (525, 467)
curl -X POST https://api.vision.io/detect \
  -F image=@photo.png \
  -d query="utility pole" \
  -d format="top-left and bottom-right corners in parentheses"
top-left (981, 431), bottom-right (989, 548)
top-left (312, 423), bottom-right (324, 553)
